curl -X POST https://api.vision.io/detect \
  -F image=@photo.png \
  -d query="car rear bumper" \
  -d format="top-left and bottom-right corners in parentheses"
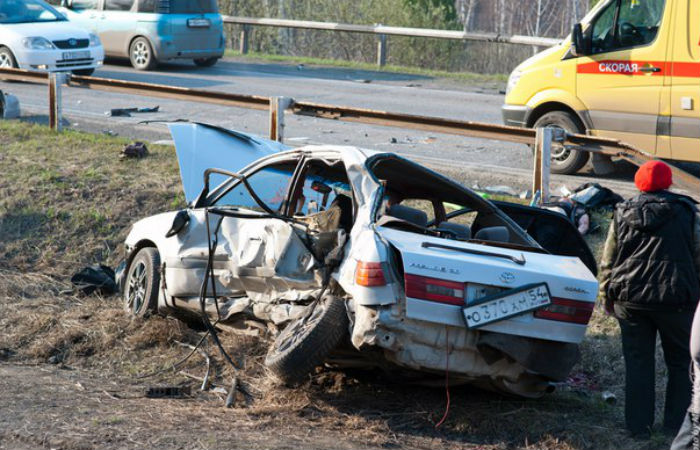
top-left (155, 40), bottom-right (225, 61)
top-left (502, 104), bottom-right (530, 127)
top-left (16, 46), bottom-right (104, 72)
top-left (350, 302), bottom-right (568, 396)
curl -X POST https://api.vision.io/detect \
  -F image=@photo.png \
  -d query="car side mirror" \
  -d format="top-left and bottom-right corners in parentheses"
top-left (165, 209), bottom-right (190, 238)
top-left (571, 23), bottom-right (589, 57)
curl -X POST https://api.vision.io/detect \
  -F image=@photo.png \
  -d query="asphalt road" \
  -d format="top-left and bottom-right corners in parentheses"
top-left (1, 56), bottom-right (689, 198)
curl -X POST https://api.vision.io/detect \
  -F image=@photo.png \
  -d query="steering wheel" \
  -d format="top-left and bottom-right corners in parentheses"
top-left (619, 22), bottom-right (643, 46)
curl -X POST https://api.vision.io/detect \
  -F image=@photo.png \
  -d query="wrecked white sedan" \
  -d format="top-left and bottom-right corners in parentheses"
top-left (122, 122), bottom-right (599, 397)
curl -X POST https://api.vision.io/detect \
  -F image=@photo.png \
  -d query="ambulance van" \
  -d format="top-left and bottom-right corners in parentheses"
top-left (502, 0), bottom-right (699, 174)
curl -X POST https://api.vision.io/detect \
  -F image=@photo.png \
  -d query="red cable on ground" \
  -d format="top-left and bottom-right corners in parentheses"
top-left (435, 326), bottom-right (450, 429)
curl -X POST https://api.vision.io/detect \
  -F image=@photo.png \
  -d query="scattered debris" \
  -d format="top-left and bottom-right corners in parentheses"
top-left (602, 391), bottom-right (617, 404)
top-left (569, 182), bottom-right (623, 210)
top-left (145, 386), bottom-right (191, 398)
top-left (102, 129), bottom-right (117, 136)
top-left (107, 105), bottom-right (160, 117)
top-left (354, 79), bottom-right (372, 84)
top-left (406, 83), bottom-right (422, 87)
top-left (389, 137), bottom-right (398, 143)
top-left (0, 348), bottom-right (16, 361)
top-left (0, 90), bottom-right (20, 119)
top-left (225, 377), bottom-right (239, 408)
top-left (120, 142), bottom-right (148, 159)
top-left (70, 264), bottom-right (118, 296)
top-left (473, 184), bottom-right (519, 197)
top-left (296, 64), bottom-right (305, 70)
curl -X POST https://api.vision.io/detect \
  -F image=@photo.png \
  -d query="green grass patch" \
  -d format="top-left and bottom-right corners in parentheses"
top-left (224, 50), bottom-right (507, 84)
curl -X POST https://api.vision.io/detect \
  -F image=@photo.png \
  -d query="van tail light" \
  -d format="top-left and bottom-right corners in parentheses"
top-left (405, 274), bottom-right (464, 306)
top-left (534, 298), bottom-right (594, 324)
top-left (355, 261), bottom-right (387, 287)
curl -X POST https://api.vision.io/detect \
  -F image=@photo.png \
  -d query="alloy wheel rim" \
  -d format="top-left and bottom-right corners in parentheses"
top-left (132, 41), bottom-right (149, 67)
top-left (126, 261), bottom-right (148, 313)
top-left (0, 53), bottom-right (12, 68)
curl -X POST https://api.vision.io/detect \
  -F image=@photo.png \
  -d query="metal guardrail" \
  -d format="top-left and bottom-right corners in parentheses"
top-left (222, 16), bottom-right (561, 66)
top-left (0, 66), bottom-right (697, 197)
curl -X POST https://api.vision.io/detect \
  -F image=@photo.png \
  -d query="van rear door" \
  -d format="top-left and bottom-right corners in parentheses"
top-left (576, 0), bottom-right (670, 156)
top-left (166, 0), bottom-right (221, 52)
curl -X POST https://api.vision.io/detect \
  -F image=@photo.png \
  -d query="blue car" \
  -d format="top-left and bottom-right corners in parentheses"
top-left (59, 0), bottom-right (225, 70)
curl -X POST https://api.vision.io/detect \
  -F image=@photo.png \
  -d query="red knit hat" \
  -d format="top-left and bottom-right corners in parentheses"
top-left (634, 160), bottom-right (672, 192)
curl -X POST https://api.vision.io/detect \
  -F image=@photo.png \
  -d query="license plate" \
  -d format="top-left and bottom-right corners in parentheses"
top-left (461, 283), bottom-right (551, 329)
top-left (62, 51), bottom-right (90, 61)
top-left (187, 18), bottom-right (211, 28)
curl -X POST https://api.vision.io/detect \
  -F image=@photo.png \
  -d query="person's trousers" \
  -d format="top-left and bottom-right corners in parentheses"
top-left (615, 305), bottom-right (693, 436)
top-left (672, 303), bottom-right (700, 450)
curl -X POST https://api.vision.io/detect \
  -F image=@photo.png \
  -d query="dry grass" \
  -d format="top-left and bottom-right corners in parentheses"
top-left (0, 120), bottom-right (673, 449)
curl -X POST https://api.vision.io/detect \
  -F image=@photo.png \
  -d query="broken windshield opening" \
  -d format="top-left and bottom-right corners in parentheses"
top-left (368, 155), bottom-right (540, 249)
top-left (207, 159), bottom-right (299, 214)
top-left (290, 158), bottom-right (355, 234)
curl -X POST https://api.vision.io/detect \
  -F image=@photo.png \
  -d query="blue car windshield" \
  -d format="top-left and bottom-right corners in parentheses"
top-left (0, 0), bottom-right (66, 24)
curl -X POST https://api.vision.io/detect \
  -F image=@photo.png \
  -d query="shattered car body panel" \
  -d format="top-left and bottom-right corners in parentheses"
top-left (124, 123), bottom-right (599, 397)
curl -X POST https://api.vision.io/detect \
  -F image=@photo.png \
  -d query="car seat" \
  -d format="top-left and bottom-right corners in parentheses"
top-left (474, 226), bottom-right (510, 243)
top-left (387, 204), bottom-right (428, 228)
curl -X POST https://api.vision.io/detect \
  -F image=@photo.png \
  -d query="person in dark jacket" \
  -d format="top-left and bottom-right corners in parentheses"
top-left (599, 160), bottom-right (700, 438)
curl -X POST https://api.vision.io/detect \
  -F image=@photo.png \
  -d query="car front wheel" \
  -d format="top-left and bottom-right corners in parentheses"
top-left (265, 295), bottom-right (349, 385)
top-left (129, 37), bottom-right (156, 71)
top-left (123, 247), bottom-right (161, 317)
top-left (532, 111), bottom-right (589, 175)
top-left (0, 47), bottom-right (18, 69)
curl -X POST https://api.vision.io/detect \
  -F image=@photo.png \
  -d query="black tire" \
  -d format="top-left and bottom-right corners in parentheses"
top-left (129, 37), bottom-right (157, 71)
top-left (193, 57), bottom-right (219, 67)
top-left (71, 68), bottom-right (95, 76)
top-left (123, 247), bottom-right (161, 317)
top-left (0, 46), bottom-right (18, 69)
top-left (533, 111), bottom-right (589, 175)
top-left (265, 295), bottom-right (349, 385)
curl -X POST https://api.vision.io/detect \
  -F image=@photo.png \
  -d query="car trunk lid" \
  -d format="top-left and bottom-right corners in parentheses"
top-left (378, 226), bottom-right (598, 344)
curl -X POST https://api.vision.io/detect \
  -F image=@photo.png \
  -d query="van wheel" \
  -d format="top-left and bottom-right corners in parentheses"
top-left (265, 295), bottom-right (349, 385)
top-left (533, 111), bottom-right (589, 175)
top-left (130, 37), bottom-right (156, 71)
top-left (193, 57), bottom-right (219, 67)
top-left (0, 47), bottom-right (18, 68)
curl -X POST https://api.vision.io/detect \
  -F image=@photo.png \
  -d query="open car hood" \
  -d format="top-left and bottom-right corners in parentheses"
top-left (168, 122), bottom-right (290, 203)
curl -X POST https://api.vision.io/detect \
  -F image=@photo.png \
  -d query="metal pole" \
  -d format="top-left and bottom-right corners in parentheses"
top-left (377, 32), bottom-right (387, 67)
top-left (533, 127), bottom-right (552, 204)
top-left (240, 24), bottom-right (250, 54)
top-left (269, 96), bottom-right (291, 142)
top-left (48, 72), bottom-right (64, 131)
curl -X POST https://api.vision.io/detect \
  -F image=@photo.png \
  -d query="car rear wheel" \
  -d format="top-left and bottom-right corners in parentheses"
top-left (0, 47), bottom-right (18, 69)
top-left (72, 68), bottom-right (95, 76)
top-left (129, 37), bottom-right (156, 71)
top-left (193, 57), bottom-right (219, 67)
top-left (265, 295), bottom-right (349, 385)
top-left (532, 111), bottom-right (589, 174)
top-left (123, 247), bottom-right (160, 317)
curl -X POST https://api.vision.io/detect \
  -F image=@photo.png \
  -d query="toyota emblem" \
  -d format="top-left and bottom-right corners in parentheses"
top-left (499, 272), bottom-right (515, 284)
top-left (69, 38), bottom-right (77, 47)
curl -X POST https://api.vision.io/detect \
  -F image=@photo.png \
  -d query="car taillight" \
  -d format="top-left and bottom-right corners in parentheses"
top-left (405, 274), bottom-right (464, 306)
top-left (534, 298), bottom-right (594, 324)
top-left (355, 261), bottom-right (387, 286)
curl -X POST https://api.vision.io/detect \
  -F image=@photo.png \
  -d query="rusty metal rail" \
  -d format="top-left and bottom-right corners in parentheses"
top-left (0, 66), bottom-right (697, 194)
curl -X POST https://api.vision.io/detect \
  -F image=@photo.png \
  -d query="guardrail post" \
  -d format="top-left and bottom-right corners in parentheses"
top-left (269, 96), bottom-right (292, 142)
top-left (377, 32), bottom-right (387, 67)
top-left (532, 127), bottom-right (552, 205)
top-left (48, 72), bottom-right (65, 131)
top-left (240, 24), bottom-right (251, 54)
